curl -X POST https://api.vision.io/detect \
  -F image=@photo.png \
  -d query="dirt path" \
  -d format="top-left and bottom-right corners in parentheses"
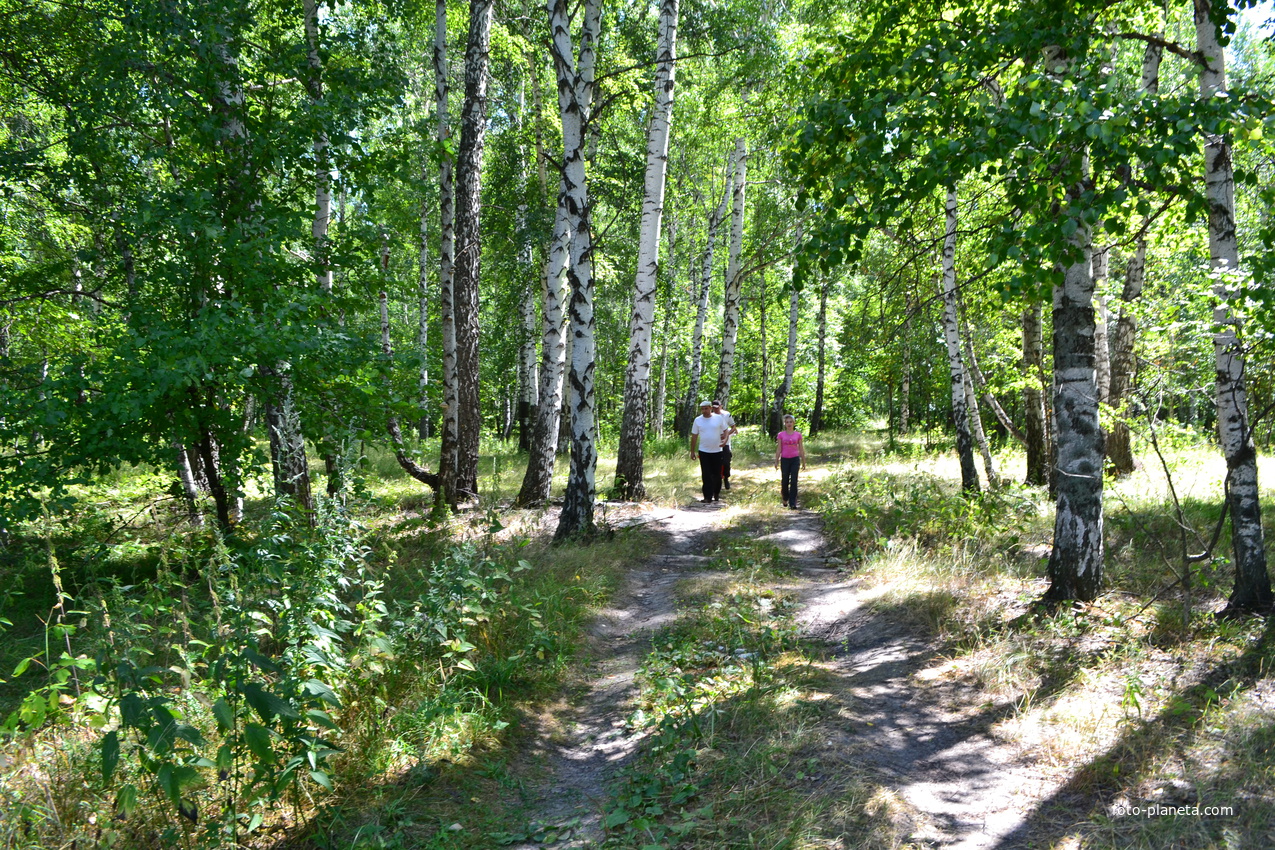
top-left (513, 500), bottom-right (1053, 849)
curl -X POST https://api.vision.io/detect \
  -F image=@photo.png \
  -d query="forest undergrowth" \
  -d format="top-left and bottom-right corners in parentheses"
top-left (815, 433), bottom-right (1275, 849)
top-left (1, 429), bottom-right (1273, 849)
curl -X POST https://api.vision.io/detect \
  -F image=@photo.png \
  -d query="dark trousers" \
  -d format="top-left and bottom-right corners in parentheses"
top-left (720, 445), bottom-right (733, 481)
top-left (780, 456), bottom-right (800, 507)
top-left (699, 450), bottom-right (723, 500)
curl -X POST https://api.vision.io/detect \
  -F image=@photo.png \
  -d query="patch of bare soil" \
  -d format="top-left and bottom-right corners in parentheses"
top-left (512, 503), bottom-right (1061, 849)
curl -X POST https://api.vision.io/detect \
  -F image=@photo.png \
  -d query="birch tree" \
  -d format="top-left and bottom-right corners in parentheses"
top-left (1045, 144), bottom-right (1104, 602)
top-left (1107, 36), bottom-right (1162, 476)
top-left (714, 137), bottom-right (748, 407)
top-left (770, 280), bottom-right (800, 435)
top-left (680, 149), bottom-right (733, 436)
top-left (614, 0), bottom-right (679, 501)
top-left (452, 0), bottom-right (495, 502)
top-left (810, 277), bottom-right (829, 436)
top-left (1194, 0), bottom-right (1272, 612)
top-left (550, 0), bottom-right (602, 539)
top-left (516, 55), bottom-right (572, 507)
top-left (434, 0), bottom-right (460, 508)
top-left (940, 189), bottom-right (980, 493)
top-left (1022, 302), bottom-right (1050, 487)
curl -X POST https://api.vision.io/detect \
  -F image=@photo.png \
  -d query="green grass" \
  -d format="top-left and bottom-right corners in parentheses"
top-left (4, 428), bottom-right (1275, 849)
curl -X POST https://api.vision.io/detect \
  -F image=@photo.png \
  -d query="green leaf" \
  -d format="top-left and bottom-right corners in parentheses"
top-left (309, 769), bottom-right (334, 790)
top-left (242, 683), bottom-right (301, 722)
top-left (301, 678), bottom-right (342, 708)
top-left (305, 708), bottom-right (340, 730)
top-left (116, 783), bottom-right (138, 819)
top-left (212, 697), bottom-right (235, 732)
top-left (243, 723), bottom-right (275, 764)
top-left (604, 810), bottom-right (630, 828)
top-left (101, 730), bottom-right (120, 783)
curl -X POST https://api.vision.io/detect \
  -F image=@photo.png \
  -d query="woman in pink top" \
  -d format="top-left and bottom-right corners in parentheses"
top-left (774, 414), bottom-right (807, 509)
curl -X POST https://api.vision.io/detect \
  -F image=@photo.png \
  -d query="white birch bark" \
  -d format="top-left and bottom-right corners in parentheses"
top-left (653, 214), bottom-right (676, 438)
top-left (417, 198), bottom-right (431, 439)
top-left (614, 0), bottom-right (679, 500)
top-left (715, 137), bottom-right (748, 407)
top-left (1046, 153), bottom-right (1104, 603)
top-left (515, 80), bottom-right (539, 452)
top-left (682, 150), bottom-right (733, 435)
top-left (940, 189), bottom-right (979, 492)
top-left (960, 339), bottom-right (998, 486)
top-left (516, 57), bottom-right (571, 506)
top-left (517, 189), bottom-right (571, 504)
top-left (1195, 0), bottom-right (1271, 610)
top-left (435, 0), bottom-right (460, 506)
top-left (175, 442), bottom-right (204, 527)
top-left (551, 0), bottom-right (602, 539)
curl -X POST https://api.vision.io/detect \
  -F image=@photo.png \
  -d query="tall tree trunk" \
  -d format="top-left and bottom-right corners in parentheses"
top-left (1195, 0), bottom-right (1272, 612)
top-left (451, 0), bottom-right (494, 502)
top-left (810, 278), bottom-right (829, 436)
top-left (940, 189), bottom-right (979, 493)
top-left (174, 442), bottom-right (204, 527)
top-left (681, 149), bottom-right (732, 436)
top-left (435, 0), bottom-right (460, 509)
top-left (1023, 303), bottom-right (1049, 487)
top-left (1092, 247), bottom-right (1111, 404)
top-left (960, 339), bottom-right (997, 487)
top-left (305, 0), bottom-right (335, 501)
top-left (551, 0), bottom-right (602, 539)
top-left (1045, 161), bottom-right (1104, 604)
top-left (1106, 240), bottom-right (1144, 474)
top-left (653, 276), bottom-right (672, 438)
top-left (516, 56), bottom-right (571, 506)
top-left (614, 0), bottom-right (678, 500)
top-left (208, 23), bottom-right (256, 528)
top-left (771, 280), bottom-right (799, 436)
top-left (517, 192), bottom-right (571, 504)
top-left (515, 81), bottom-right (538, 453)
top-left (1107, 37), bottom-right (1162, 475)
top-left (714, 137), bottom-right (747, 407)
top-left (417, 199), bottom-right (432, 440)
top-left (759, 272), bottom-right (769, 430)
top-left (653, 211), bottom-right (676, 439)
top-left (900, 291), bottom-right (913, 435)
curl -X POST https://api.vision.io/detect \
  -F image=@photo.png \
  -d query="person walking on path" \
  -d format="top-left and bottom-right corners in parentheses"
top-left (712, 400), bottom-right (738, 490)
top-left (774, 414), bottom-right (806, 509)
top-left (689, 400), bottom-right (728, 502)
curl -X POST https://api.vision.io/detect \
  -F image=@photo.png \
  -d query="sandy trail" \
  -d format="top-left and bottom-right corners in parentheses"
top-left (513, 500), bottom-right (1052, 849)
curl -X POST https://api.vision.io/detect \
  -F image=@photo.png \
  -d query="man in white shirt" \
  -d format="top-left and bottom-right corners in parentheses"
top-left (712, 400), bottom-right (738, 490)
top-left (689, 400), bottom-right (726, 502)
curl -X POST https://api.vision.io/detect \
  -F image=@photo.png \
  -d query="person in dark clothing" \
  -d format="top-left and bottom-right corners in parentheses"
top-left (712, 400), bottom-right (738, 490)
top-left (689, 400), bottom-right (727, 502)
